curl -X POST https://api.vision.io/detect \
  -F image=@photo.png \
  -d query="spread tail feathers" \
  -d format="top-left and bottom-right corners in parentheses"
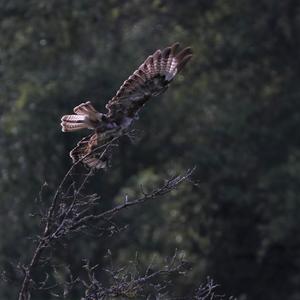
top-left (61, 115), bottom-right (90, 132)
top-left (61, 101), bottom-right (101, 132)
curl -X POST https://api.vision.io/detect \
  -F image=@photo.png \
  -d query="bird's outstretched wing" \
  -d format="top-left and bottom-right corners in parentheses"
top-left (105, 43), bottom-right (192, 123)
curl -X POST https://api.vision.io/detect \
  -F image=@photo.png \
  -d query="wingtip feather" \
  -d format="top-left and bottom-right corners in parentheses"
top-left (177, 54), bottom-right (193, 72)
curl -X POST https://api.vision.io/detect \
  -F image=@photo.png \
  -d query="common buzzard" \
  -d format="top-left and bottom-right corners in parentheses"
top-left (61, 43), bottom-right (192, 169)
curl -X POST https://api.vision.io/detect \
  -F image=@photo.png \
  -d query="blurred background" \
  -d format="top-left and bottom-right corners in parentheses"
top-left (1, 0), bottom-right (300, 299)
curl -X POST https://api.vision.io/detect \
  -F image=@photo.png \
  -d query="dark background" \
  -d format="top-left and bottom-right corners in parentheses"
top-left (1, 0), bottom-right (300, 299)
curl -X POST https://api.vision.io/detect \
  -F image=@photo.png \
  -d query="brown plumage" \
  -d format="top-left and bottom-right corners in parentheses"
top-left (61, 43), bottom-right (193, 169)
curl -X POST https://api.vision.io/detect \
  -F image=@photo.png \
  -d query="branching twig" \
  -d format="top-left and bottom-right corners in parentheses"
top-left (18, 137), bottom-right (120, 300)
top-left (69, 168), bottom-right (195, 232)
top-left (81, 251), bottom-right (188, 300)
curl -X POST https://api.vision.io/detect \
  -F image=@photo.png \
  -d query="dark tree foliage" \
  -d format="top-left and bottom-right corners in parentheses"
top-left (1, 0), bottom-right (300, 299)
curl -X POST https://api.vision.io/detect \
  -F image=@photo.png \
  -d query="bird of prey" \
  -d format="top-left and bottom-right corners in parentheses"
top-left (61, 43), bottom-right (192, 169)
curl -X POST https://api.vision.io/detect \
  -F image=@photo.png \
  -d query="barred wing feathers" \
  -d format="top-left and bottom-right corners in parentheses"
top-left (106, 43), bottom-right (192, 123)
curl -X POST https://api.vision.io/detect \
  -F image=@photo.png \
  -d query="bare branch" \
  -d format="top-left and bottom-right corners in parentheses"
top-left (68, 168), bottom-right (195, 232)
top-left (17, 129), bottom-right (195, 300)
